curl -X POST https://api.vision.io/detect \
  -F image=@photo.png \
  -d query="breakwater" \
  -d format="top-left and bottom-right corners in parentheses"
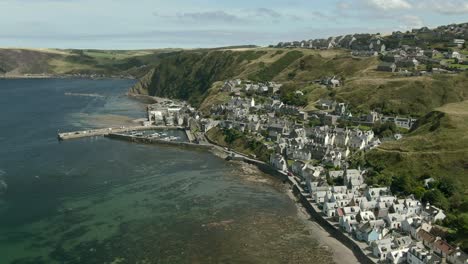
top-left (58, 126), bottom-right (182, 140)
top-left (105, 133), bottom-right (214, 150)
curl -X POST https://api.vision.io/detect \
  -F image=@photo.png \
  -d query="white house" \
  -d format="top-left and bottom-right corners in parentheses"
top-left (448, 248), bottom-right (468, 264)
top-left (269, 153), bottom-right (288, 171)
top-left (421, 204), bottom-right (446, 223)
top-left (452, 51), bottom-right (463, 60)
top-left (386, 247), bottom-right (409, 264)
top-left (372, 238), bottom-right (393, 261)
top-left (384, 213), bottom-right (406, 230)
top-left (323, 202), bottom-right (338, 217)
top-left (341, 215), bottom-right (358, 233)
top-left (314, 191), bottom-right (328, 204)
top-left (407, 245), bottom-right (441, 264)
top-left (366, 187), bottom-right (390, 201)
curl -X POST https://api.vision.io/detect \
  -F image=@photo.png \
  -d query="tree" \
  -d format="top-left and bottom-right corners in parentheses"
top-left (224, 129), bottom-right (242, 144)
top-left (426, 62), bottom-right (433, 72)
top-left (299, 59), bottom-right (306, 70)
top-left (391, 174), bottom-right (421, 195)
top-left (423, 189), bottom-right (449, 211)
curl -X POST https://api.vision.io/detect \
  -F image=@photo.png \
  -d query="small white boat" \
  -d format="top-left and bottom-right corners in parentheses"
top-left (150, 133), bottom-right (160, 137)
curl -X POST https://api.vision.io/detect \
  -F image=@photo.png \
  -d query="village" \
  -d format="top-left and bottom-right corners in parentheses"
top-left (273, 23), bottom-right (468, 75)
top-left (138, 78), bottom-right (467, 264)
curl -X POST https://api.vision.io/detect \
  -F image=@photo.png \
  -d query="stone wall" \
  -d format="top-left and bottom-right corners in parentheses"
top-left (291, 185), bottom-right (376, 264)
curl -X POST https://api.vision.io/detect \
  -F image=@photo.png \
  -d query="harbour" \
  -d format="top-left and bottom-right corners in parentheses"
top-left (1, 79), bottom-right (336, 263)
top-left (57, 126), bottom-right (184, 140)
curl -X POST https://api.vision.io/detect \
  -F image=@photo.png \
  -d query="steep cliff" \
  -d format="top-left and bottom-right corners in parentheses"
top-left (129, 49), bottom-right (293, 105)
top-left (129, 48), bottom-right (468, 116)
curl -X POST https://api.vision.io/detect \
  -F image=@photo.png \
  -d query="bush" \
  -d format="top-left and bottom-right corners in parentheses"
top-left (224, 129), bottom-right (242, 144)
top-left (423, 189), bottom-right (449, 211)
top-left (373, 121), bottom-right (398, 137)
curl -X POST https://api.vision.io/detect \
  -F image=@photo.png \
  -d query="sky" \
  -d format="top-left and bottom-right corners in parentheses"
top-left (0, 0), bottom-right (467, 49)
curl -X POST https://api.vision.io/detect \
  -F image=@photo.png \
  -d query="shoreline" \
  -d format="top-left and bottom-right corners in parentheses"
top-left (126, 92), bottom-right (160, 103)
top-left (207, 145), bottom-right (362, 264)
top-left (0, 74), bottom-right (136, 80)
top-left (57, 120), bottom-right (365, 263)
top-left (54, 89), bottom-right (366, 263)
top-left (287, 190), bottom-right (360, 264)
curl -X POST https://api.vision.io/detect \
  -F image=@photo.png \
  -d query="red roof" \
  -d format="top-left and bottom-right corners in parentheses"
top-left (433, 239), bottom-right (455, 254)
top-left (418, 229), bottom-right (436, 243)
top-left (337, 208), bottom-right (344, 217)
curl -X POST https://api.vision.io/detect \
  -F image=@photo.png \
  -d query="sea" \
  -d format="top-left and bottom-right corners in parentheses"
top-left (0, 79), bottom-right (333, 264)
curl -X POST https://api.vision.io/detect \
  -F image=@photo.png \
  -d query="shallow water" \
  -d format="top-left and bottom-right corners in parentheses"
top-left (0, 79), bottom-right (333, 264)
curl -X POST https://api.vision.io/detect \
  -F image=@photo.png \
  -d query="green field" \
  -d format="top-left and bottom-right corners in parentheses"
top-left (0, 48), bottom-right (180, 77)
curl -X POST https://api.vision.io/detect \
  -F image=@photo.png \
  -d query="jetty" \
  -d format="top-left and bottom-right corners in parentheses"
top-left (57, 126), bottom-right (182, 140)
top-left (105, 133), bottom-right (213, 150)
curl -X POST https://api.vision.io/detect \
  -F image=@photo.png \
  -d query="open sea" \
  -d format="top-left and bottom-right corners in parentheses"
top-left (0, 79), bottom-right (333, 264)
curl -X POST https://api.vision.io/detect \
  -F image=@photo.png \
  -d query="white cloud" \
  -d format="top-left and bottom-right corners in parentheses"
top-left (418, 0), bottom-right (468, 15)
top-left (363, 0), bottom-right (412, 10)
top-left (153, 8), bottom-right (310, 25)
top-left (399, 15), bottom-right (424, 29)
top-left (154, 11), bottom-right (246, 23)
top-left (336, 1), bottom-right (351, 10)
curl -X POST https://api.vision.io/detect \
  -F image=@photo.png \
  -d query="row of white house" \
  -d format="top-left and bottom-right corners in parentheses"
top-left (303, 173), bottom-right (467, 264)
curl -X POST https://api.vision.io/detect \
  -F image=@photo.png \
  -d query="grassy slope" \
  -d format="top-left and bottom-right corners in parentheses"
top-left (130, 47), bottom-right (468, 116)
top-left (206, 127), bottom-right (272, 161)
top-left (366, 100), bottom-right (468, 186)
top-left (365, 101), bottom-right (468, 249)
top-left (0, 48), bottom-right (179, 77)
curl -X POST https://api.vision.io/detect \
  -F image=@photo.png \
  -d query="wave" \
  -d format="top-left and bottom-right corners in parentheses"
top-left (0, 180), bottom-right (6, 196)
top-left (0, 170), bottom-right (6, 195)
top-left (64, 92), bottom-right (105, 98)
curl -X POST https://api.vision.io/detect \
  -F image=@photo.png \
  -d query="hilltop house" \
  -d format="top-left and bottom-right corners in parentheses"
top-left (377, 62), bottom-right (397, 72)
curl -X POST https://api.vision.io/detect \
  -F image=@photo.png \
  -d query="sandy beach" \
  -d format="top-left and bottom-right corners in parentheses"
top-left (286, 189), bottom-right (360, 264)
top-left (222, 155), bottom-right (360, 264)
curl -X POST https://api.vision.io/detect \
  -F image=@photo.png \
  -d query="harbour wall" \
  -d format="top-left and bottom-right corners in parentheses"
top-left (291, 184), bottom-right (375, 264)
top-left (105, 133), bottom-right (214, 150)
top-left (58, 125), bottom-right (183, 140)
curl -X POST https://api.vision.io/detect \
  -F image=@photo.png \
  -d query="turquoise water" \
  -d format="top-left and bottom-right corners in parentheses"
top-left (0, 79), bottom-right (332, 264)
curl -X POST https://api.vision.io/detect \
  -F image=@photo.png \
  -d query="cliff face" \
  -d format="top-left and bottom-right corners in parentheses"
top-left (129, 49), bottom-right (274, 105)
top-left (129, 48), bottom-right (468, 116)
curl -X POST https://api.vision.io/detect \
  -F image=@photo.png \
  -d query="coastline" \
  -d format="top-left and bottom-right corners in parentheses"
top-left (286, 190), bottom-right (360, 264)
top-left (54, 89), bottom-right (367, 263)
top-left (208, 145), bottom-right (363, 264)
top-left (0, 74), bottom-right (136, 80)
top-left (126, 92), bottom-right (160, 103)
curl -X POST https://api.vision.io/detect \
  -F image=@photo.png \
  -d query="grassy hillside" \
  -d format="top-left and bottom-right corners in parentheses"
top-left (130, 47), bottom-right (468, 116)
top-left (0, 48), bottom-right (179, 78)
top-left (129, 47), bottom-right (380, 105)
top-left (366, 100), bottom-right (468, 185)
top-left (364, 101), bottom-right (468, 249)
top-left (206, 127), bottom-right (272, 162)
top-left (336, 72), bottom-right (468, 116)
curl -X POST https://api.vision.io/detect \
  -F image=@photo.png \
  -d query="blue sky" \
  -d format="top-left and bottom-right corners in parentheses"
top-left (0, 0), bottom-right (467, 49)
